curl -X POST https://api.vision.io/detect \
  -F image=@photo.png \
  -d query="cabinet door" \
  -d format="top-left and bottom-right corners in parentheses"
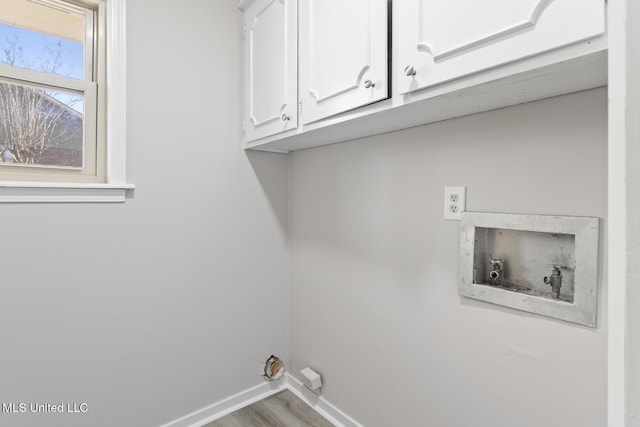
top-left (299, 0), bottom-right (388, 125)
top-left (244, 0), bottom-right (297, 142)
top-left (397, 0), bottom-right (605, 94)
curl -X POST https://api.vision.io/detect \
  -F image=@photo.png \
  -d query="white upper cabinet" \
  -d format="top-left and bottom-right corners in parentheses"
top-left (242, 0), bottom-right (297, 142)
top-left (238, 0), bottom-right (607, 151)
top-left (397, 0), bottom-right (605, 94)
top-left (298, 0), bottom-right (389, 125)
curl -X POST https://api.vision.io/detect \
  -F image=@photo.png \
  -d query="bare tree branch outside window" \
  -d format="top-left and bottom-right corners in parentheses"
top-left (0, 30), bottom-right (84, 168)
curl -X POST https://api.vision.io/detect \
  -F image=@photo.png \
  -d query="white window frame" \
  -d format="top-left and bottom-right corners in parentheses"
top-left (0, 0), bottom-right (133, 203)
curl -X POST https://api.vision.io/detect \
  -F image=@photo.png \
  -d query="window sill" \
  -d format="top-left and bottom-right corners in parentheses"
top-left (0, 182), bottom-right (135, 203)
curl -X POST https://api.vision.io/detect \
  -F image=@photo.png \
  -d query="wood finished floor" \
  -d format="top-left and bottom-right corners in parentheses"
top-left (204, 390), bottom-right (334, 427)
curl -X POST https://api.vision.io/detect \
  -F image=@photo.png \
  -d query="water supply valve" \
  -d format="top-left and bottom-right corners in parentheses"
top-left (543, 265), bottom-right (565, 299)
top-left (488, 259), bottom-right (504, 285)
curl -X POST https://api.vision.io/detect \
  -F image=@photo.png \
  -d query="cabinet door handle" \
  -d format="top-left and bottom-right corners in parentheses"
top-left (281, 114), bottom-right (290, 122)
top-left (364, 80), bottom-right (375, 89)
top-left (404, 65), bottom-right (417, 77)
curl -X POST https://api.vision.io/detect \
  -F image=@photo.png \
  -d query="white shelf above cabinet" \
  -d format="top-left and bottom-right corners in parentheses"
top-left (246, 40), bottom-right (607, 153)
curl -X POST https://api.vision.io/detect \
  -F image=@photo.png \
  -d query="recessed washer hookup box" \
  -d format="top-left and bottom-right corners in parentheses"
top-left (459, 212), bottom-right (600, 327)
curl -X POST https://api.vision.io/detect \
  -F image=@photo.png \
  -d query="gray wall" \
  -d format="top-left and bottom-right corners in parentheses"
top-left (0, 1), bottom-right (289, 426)
top-left (289, 88), bottom-right (607, 427)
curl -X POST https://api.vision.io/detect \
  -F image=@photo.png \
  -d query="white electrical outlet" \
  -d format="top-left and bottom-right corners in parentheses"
top-left (444, 186), bottom-right (466, 220)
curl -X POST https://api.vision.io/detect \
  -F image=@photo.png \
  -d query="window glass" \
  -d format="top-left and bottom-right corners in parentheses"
top-left (0, 0), bottom-right (103, 183)
top-left (0, 80), bottom-right (84, 168)
top-left (0, 0), bottom-right (86, 80)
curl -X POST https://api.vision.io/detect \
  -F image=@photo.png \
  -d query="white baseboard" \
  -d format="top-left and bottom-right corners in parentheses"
top-left (160, 373), bottom-right (363, 427)
top-left (159, 378), bottom-right (285, 427)
top-left (283, 373), bottom-right (364, 427)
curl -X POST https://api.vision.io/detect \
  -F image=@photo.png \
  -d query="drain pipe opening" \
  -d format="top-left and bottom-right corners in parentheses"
top-left (263, 355), bottom-right (284, 381)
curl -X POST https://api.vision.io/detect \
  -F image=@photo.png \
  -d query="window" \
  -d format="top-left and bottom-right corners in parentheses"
top-left (0, 0), bottom-right (130, 202)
